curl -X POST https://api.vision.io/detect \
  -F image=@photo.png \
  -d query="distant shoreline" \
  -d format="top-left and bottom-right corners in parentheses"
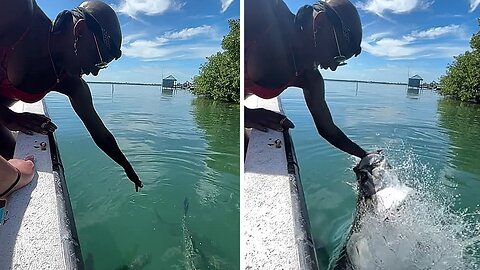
top-left (323, 78), bottom-right (407, 86)
top-left (86, 81), bottom-right (163, 86)
top-left (86, 79), bottom-right (408, 87)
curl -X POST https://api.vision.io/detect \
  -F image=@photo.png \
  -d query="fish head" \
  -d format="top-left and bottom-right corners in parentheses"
top-left (354, 152), bottom-right (413, 214)
top-left (354, 153), bottom-right (389, 199)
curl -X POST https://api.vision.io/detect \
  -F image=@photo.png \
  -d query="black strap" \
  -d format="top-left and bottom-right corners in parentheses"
top-left (0, 168), bottom-right (21, 198)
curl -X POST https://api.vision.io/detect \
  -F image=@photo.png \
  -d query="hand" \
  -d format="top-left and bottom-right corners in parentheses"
top-left (354, 150), bottom-right (383, 173)
top-left (4, 111), bottom-right (57, 135)
top-left (245, 107), bottom-right (295, 132)
top-left (125, 167), bottom-right (143, 192)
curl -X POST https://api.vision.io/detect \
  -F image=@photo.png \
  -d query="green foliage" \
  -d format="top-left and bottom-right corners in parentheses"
top-left (470, 19), bottom-right (480, 50)
top-left (193, 19), bottom-right (240, 103)
top-left (439, 19), bottom-right (480, 103)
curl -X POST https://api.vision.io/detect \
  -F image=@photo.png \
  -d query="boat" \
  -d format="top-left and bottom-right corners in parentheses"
top-left (242, 94), bottom-right (319, 269)
top-left (0, 100), bottom-right (83, 269)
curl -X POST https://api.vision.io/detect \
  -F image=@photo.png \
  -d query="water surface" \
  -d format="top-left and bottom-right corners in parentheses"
top-left (46, 85), bottom-right (239, 269)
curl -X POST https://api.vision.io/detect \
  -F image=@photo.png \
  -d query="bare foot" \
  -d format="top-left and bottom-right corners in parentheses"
top-left (0, 156), bottom-right (35, 199)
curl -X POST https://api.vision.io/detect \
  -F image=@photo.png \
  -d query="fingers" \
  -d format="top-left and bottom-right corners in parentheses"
top-left (261, 109), bottom-right (294, 131)
top-left (245, 108), bottom-right (295, 132)
top-left (280, 117), bottom-right (295, 129)
top-left (125, 168), bottom-right (143, 192)
top-left (245, 122), bottom-right (268, 132)
top-left (135, 181), bottom-right (143, 192)
top-left (43, 121), bottom-right (57, 133)
top-left (17, 113), bottom-right (57, 135)
top-left (19, 128), bottom-right (34, 135)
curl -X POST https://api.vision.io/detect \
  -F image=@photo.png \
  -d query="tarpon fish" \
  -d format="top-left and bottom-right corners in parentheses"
top-left (182, 197), bottom-right (212, 270)
top-left (330, 152), bottom-right (413, 270)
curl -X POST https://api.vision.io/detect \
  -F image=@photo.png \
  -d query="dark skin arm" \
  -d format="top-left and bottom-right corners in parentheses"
top-left (299, 69), bottom-right (367, 158)
top-left (61, 77), bottom-right (143, 191)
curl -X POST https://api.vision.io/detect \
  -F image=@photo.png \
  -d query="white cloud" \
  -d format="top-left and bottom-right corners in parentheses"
top-left (123, 33), bottom-right (146, 43)
top-left (470, 0), bottom-right (480, 12)
top-left (114, 0), bottom-right (185, 18)
top-left (362, 38), bottom-right (421, 59)
top-left (122, 25), bottom-right (219, 61)
top-left (406, 25), bottom-right (461, 40)
top-left (362, 25), bottom-right (467, 60)
top-left (122, 43), bottom-right (219, 61)
top-left (220, 0), bottom-right (234, 13)
top-left (366, 31), bottom-right (393, 42)
top-left (359, 0), bottom-right (434, 16)
top-left (164, 25), bottom-right (214, 40)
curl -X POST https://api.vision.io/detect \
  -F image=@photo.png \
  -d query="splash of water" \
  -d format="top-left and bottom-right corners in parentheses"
top-left (341, 150), bottom-right (480, 270)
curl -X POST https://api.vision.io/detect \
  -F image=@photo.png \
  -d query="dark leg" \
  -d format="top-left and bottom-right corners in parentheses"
top-left (244, 128), bottom-right (251, 159)
top-left (0, 126), bottom-right (15, 159)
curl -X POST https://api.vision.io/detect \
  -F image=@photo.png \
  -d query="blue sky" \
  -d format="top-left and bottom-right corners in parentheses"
top-left (37, 0), bottom-right (239, 83)
top-left (285, 0), bottom-right (480, 83)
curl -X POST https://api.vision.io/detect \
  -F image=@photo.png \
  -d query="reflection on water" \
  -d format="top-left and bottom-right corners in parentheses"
top-left (192, 98), bottom-right (239, 176)
top-left (406, 88), bottom-right (420, 99)
top-left (161, 88), bottom-right (176, 100)
top-left (45, 86), bottom-right (239, 269)
top-left (281, 83), bottom-right (480, 269)
top-left (438, 99), bottom-right (480, 176)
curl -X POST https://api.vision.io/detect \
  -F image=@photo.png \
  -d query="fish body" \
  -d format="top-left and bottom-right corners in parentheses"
top-left (331, 153), bottom-right (413, 270)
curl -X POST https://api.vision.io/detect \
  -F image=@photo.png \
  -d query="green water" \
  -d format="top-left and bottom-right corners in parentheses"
top-left (45, 86), bottom-right (239, 269)
top-left (282, 82), bottom-right (480, 269)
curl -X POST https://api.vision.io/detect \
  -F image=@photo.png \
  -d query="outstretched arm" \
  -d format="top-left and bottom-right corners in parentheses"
top-left (299, 69), bottom-right (367, 158)
top-left (62, 78), bottom-right (143, 191)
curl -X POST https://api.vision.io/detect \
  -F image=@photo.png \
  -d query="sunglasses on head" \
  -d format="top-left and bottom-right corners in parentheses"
top-left (332, 27), bottom-right (347, 66)
top-left (73, 7), bottom-right (121, 61)
top-left (91, 33), bottom-right (108, 69)
top-left (313, 2), bottom-right (360, 64)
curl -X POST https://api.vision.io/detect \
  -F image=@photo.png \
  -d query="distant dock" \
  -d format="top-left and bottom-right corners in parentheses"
top-left (86, 81), bottom-right (193, 89)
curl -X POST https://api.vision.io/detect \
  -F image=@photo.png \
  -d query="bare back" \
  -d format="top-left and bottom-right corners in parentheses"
top-left (0, 0), bottom-right (60, 96)
top-left (0, 0), bottom-right (36, 46)
top-left (245, 0), bottom-right (297, 89)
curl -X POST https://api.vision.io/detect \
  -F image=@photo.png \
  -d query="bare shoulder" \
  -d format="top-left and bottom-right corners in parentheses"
top-left (245, 0), bottom-right (292, 41)
top-left (0, 0), bottom-right (36, 44)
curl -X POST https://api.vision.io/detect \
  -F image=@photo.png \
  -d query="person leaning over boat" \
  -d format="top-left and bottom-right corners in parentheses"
top-left (0, 1), bottom-right (143, 191)
top-left (245, 0), bottom-right (367, 159)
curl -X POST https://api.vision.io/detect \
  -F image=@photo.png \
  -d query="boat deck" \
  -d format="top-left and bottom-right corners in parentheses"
top-left (0, 100), bottom-right (83, 269)
top-left (242, 95), bottom-right (318, 269)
